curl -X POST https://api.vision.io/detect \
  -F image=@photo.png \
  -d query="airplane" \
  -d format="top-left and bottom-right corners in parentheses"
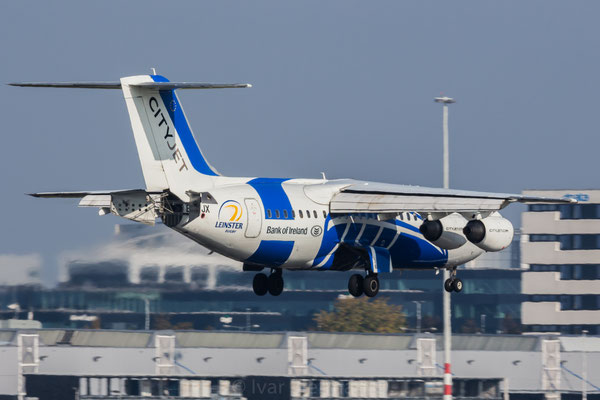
top-left (11, 74), bottom-right (574, 298)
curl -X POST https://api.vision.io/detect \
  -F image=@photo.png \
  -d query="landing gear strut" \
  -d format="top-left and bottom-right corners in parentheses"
top-left (347, 273), bottom-right (379, 297)
top-left (444, 268), bottom-right (463, 293)
top-left (252, 269), bottom-right (284, 296)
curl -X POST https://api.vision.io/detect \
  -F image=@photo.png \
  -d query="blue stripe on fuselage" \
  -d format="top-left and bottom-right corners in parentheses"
top-left (315, 215), bottom-right (448, 271)
top-left (150, 75), bottom-right (219, 176)
top-left (373, 227), bottom-right (396, 248)
top-left (358, 224), bottom-right (380, 246)
top-left (246, 240), bottom-right (295, 267)
top-left (312, 215), bottom-right (344, 269)
top-left (343, 222), bottom-right (363, 243)
top-left (247, 178), bottom-right (294, 220)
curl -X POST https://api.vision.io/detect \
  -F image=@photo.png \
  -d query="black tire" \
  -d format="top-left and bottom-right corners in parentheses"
top-left (444, 278), bottom-right (454, 293)
top-left (363, 275), bottom-right (380, 297)
top-left (268, 273), bottom-right (284, 296)
top-left (452, 278), bottom-right (463, 293)
top-left (252, 273), bottom-right (268, 296)
top-left (348, 274), bottom-right (364, 297)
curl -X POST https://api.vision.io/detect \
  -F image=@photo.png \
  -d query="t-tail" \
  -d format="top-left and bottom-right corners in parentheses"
top-left (10, 74), bottom-right (251, 201)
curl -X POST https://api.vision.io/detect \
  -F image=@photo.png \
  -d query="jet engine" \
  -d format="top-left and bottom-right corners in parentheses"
top-left (463, 214), bottom-right (514, 252)
top-left (419, 213), bottom-right (468, 250)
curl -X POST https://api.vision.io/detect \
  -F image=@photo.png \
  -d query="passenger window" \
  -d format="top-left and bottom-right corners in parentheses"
top-left (306, 210), bottom-right (311, 218)
top-left (283, 210), bottom-right (288, 219)
top-left (313, 210), bottom-right (318, 218)
top-left (399, 213), bottom-right (404, 221)
top-left (275, 210), bottom-right (280, 218)
top-left (292, 210), bottom-right (295, 218)
top-left (299, 210), bottom-right (303, 218)
top-left (267, 209), bottom-right (272, 218)
top-left (323, 210), bottom-right (327, 218)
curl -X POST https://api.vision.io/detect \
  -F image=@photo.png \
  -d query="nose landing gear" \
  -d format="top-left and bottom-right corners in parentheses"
top-left (252, 269), bottom-right (284, 296)
top-left (348, 273), bottom-right (379, 297)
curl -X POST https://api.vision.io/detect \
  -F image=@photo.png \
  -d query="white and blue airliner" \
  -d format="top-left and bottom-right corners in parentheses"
top-left (12, 74), bottom-right (573, 297)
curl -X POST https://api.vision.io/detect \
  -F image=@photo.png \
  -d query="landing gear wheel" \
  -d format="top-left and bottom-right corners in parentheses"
top-left (268, 273), bottom-right (284, 296)
top-left (348, 274), bottom-right (364, 297)
top-left (253, 273), bottom-right (268, 296)
top-left (363, 274), bottom-right (380, 297)
top-left (451, 278), bottom-right (463, 293)
top-left (444, 278), bottom-right (454, 293)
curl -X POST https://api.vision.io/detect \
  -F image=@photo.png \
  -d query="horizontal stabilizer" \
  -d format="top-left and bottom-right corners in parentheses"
top-left (29, 189), bottom-right (152, 198)
top-left (9, 82), bottom-right (251, 90)
top-left (30, 189), bottom-right (162, 225)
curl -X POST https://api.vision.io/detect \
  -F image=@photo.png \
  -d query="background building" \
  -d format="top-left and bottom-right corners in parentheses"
top-left (0, 329), bottom-right (598, 400)
top-left (1, 223), bottom-right (525, 333)
top-left (521, 190), bottom-right (600, 335)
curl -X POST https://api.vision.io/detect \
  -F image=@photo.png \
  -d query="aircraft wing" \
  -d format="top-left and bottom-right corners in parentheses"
top-left (329, 182), bottom-right (575, 214)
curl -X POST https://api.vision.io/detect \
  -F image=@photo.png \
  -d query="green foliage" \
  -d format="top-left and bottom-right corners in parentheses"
top-left (314, 297), bottom-right (406, 333)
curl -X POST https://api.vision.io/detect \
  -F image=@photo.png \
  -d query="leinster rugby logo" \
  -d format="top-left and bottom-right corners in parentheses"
top-left (215, 200), bottom-right (244, 232)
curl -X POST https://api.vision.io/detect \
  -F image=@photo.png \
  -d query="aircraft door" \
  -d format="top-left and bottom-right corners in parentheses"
top-left (244, 198), bottom-right (262, 238)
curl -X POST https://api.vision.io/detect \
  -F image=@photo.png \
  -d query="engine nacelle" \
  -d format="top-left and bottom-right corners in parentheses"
top-left (419, 213), bottom-right (468, 250)
top-left (463, 214), bottom-right (514, 252)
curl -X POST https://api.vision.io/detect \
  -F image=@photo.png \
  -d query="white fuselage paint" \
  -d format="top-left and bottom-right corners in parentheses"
top-left (172, 177), bottom-right (485, 271)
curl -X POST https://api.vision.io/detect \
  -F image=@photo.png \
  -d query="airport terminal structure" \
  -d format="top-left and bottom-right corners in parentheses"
top-left (0, 328), bottom-right (598, 400)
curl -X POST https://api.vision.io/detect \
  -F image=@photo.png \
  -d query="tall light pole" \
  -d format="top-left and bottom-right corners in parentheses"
top-left (434, 95), bottom-right (455, 400)
top-left (582, 329), bottom-right (588, 400)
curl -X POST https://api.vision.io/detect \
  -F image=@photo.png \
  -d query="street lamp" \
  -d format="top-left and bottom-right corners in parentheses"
top-left (434, 95), bottom-right (455, 400)
top-left (582, 329), bottom-right (588, 400)
top-left (433, 96), bottom-right (455, 189)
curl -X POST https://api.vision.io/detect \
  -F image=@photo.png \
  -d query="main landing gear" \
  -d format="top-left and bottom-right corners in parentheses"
top-left (444, 268), bottom-right (463, 293)
top-left (253, 269), bottom-right (284, 296)
top-left (348, 273), bottom-right (380, 298)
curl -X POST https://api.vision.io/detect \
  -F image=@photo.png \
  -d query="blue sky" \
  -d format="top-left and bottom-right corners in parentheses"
top-left (1, 1), bottom-right (599, 284)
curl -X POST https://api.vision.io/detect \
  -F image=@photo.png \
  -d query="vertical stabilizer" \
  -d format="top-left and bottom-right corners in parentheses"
top-left (121, 75), bottom-right (220, 200)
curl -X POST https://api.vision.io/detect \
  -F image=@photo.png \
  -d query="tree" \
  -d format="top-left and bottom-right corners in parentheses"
top-left (314, 297), bottom-right (406, 333)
